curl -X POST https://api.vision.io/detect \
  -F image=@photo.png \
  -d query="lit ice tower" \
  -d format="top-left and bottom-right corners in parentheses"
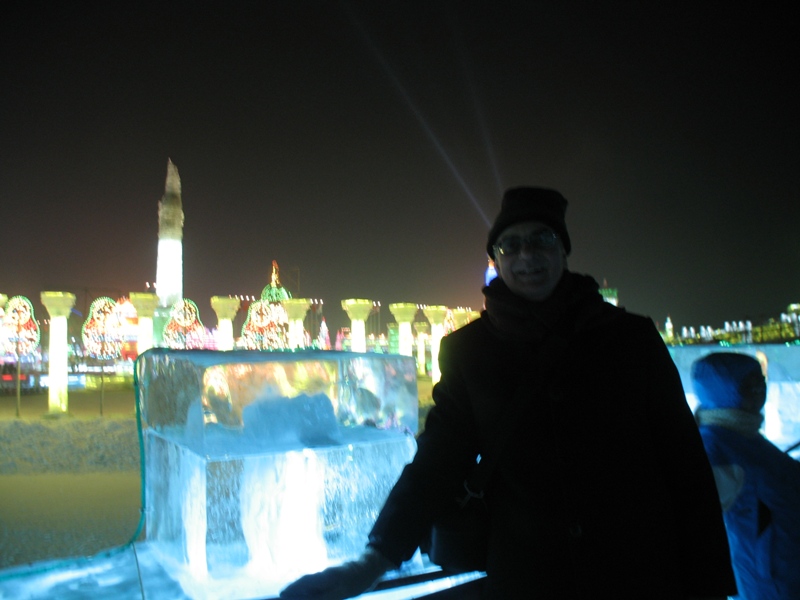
top-left (156, 159), bottom-right (185, 309)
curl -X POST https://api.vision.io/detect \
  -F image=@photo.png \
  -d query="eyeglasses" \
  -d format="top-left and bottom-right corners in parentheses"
top-left (494, 230), bottom-right (558, 256)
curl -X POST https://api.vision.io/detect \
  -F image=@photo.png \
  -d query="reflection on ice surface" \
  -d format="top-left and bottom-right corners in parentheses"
top-left (140, 350), bottom-right (419, 437)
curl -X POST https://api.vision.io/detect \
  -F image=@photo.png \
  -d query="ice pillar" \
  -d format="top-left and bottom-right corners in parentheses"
top-left (389, 303), bottom-right (418, 357)
top-left (282, 298), bottom-right (311, 350)
top-left (211, 296), bottom-right (240, 351)
top-left (423, 306), bottom-right (448, 383)
top-left (413, 321), bottom-right (429, 375)
top-left (40, 291), bottom-right (76, 414)
top-left (130, 292), bottom-right (159, 355)
top-left (342, 299), bottom-right (373, 353)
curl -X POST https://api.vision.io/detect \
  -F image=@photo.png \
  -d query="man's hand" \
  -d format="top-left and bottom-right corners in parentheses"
top-left (280, 548), bottom-right (395, 600)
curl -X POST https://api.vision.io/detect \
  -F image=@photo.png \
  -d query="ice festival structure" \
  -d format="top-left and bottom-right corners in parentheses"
top-left (141, 348), bottom-right (420, 597)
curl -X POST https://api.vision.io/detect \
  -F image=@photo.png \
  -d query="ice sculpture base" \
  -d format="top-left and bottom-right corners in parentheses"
top-left (146, 428), bottom-right (417, 587)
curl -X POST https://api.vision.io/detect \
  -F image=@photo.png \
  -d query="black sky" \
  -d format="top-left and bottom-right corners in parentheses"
top-left (1, 2), bottom-right (798, 336)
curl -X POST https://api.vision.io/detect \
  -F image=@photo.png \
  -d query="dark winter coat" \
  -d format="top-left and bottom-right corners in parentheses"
top-left (369, 272), bottom-right (736, 599)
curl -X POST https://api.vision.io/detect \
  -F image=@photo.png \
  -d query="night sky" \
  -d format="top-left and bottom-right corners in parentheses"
top-left (2, 2), bottom-right (798, 337)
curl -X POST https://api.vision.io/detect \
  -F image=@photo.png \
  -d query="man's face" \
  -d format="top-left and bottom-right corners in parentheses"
top-left (493, 220), bottom-right (566, 301)
top-left (738, 368), bottom-right (767, 412)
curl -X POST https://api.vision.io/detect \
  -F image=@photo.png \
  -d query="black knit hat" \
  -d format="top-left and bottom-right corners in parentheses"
top-left (486, 187), bottom-right (571, 259)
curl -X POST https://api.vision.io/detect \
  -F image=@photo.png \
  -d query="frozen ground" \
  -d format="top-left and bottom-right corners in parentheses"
top-left (0, 540), bottom-right (484, 599)
top-left (0, 390), bottom-right (142, 569)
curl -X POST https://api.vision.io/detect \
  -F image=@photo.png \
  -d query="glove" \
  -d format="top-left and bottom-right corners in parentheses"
top-left (280, 547), bottom-right (395, 600)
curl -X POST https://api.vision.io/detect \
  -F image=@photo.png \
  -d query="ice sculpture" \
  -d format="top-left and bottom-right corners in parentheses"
top-left (137, 348), bottom-right (418, 592)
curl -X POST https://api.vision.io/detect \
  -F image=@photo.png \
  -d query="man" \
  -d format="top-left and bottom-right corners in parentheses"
top-left (692, 352), bottom-right (800, 600)
top-left (282, 187), bottom-right (736, 599)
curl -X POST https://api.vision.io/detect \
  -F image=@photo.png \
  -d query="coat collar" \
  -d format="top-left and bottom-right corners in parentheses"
top-left (481, 271), bottom-right (619, 343)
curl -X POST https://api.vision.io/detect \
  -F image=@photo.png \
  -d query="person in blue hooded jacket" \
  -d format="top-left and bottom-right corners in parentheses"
top-left (692, 352), bottom-right (800, 600)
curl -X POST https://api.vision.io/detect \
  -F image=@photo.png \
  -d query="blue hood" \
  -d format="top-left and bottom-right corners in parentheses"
top-left (691, 352), bottom-right (766, 412)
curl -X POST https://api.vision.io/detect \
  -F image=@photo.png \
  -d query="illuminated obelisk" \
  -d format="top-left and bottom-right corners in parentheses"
top-left (154, 159), bottom-right (185, 346)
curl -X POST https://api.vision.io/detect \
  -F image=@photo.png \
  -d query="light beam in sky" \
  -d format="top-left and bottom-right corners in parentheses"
top-left (343, 4), bottom-right (492, 228)
top-left (444, 8), bottom-right (505, 198)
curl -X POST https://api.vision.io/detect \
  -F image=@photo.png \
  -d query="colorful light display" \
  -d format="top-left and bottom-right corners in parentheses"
top-left (240, 300), bottom-right (289, 350)
top-left (317, 317), bottom-right (330, 350)
top-left (261, 260), bottom-right (292, 303)
top-left (239, 261), bottom-right (292, 350)
top-left (1, 295), bottom-right (40, 356)
top-left (163, 299), bottom-right (207, 349)
top-left (81, 297), bottom-right (124, 360)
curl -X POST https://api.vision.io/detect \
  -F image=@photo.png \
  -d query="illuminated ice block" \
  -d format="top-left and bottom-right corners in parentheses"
top-left (137, 349), bottom-right (418, 592)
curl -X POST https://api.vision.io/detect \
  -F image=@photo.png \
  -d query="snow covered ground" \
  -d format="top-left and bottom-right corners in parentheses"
top-left (0, 541), bottom-right (484, 599)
